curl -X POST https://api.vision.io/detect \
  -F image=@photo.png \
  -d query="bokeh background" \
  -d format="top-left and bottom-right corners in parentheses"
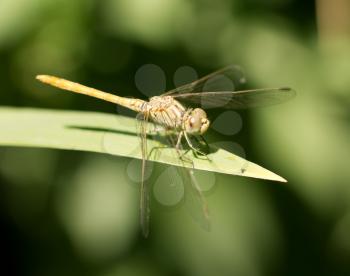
top-left (1, 0), bottom-right (350, 275)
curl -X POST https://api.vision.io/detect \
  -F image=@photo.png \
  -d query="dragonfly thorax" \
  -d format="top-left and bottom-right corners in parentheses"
top-left (146, 96), bottom-right (209, 135)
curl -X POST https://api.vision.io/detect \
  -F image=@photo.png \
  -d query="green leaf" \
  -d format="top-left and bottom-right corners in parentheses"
top-left (0, 107), bottom-right (286, 182)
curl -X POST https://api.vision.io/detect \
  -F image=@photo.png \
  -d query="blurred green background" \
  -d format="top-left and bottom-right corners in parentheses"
top-left (1, 0), bottom-right (350, 275)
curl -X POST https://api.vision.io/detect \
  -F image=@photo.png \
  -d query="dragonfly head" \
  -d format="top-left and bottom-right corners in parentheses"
top-left (184, 108), bottom-right (210, 135)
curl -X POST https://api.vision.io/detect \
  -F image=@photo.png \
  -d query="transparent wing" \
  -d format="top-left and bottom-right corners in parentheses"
top-left (162, 65), bottom-right (246, 96)
top-left (165, 134), bottom-right (210, 230)
top-left (136, 112), bottom-right (151, 237)
top-left (172, 87), bottom-right (296, 109)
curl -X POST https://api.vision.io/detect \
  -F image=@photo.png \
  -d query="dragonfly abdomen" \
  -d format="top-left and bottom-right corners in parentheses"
top-left (36, 75), bottom-right (147, 113)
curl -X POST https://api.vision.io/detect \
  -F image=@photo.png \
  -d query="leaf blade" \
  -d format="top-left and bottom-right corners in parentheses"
top-left (0, 107), bottom-right (286, 182)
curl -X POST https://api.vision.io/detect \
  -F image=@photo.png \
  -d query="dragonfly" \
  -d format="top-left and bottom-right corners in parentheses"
top-left (36, 65), bottom-right (295, 237)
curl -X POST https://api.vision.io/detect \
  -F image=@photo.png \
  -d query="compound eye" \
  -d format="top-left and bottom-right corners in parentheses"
top-left (189, 116), bottom-right (201, 131)
top-left (192, 108), bottom-right (207, 119)
top-left (185, 108), bottom-right (209, 134)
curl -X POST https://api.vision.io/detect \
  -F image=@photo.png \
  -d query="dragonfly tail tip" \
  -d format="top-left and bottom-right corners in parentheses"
top-left (36, 75), bottom-right (48, 83)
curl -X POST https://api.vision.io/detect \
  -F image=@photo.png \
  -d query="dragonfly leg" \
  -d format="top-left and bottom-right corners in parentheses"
top-left (148, 127), bottom-right (175, 160)
top-left (178, 151), bottom-right (195, 169)
top-left (148, 144), bottom-right (168, 160)
top-left (192, 136), bottom-right (211, 161)
top-left (198, 135), bottom-right (210, 150)
top-left (183, 131), bottom-right (208, 157)
top-left (175, 131), bottom-right (183, 149)
top-left (172, 131), bottom-right (193, 165)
